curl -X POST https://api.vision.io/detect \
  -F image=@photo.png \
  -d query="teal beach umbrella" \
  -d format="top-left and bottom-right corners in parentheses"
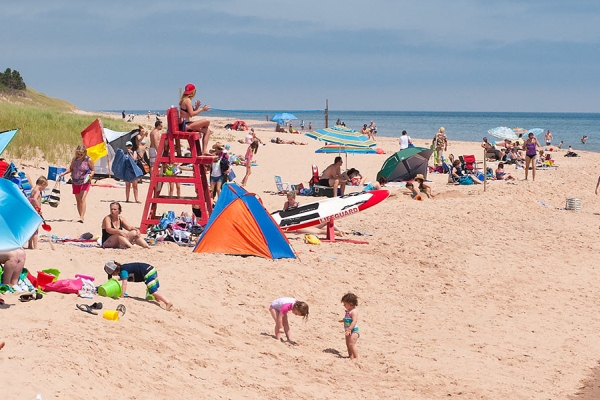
top-left (0, 129), bottom-right (18, 156)
top-left (0, 179), bottom-right (42, 251)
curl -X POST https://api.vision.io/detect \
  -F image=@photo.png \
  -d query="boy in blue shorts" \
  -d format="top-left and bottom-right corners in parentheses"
top-left (104, 261), bottom-right (173, 311)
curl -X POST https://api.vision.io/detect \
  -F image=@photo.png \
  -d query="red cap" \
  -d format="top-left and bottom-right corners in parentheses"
top-left (183, 84), bottom-right (196, 95)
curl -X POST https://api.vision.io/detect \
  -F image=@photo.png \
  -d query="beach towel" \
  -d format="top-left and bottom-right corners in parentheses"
top-left (112, 148), bottom-right (143, 182)
top-left (43, 278), bottom-right (83, 294)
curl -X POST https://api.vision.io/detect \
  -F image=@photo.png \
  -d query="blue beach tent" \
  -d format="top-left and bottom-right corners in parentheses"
top-left (193, 183), bottom-right (296, 259)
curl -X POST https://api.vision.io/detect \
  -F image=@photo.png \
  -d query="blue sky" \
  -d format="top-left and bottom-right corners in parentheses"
top-left (2, 1), bottom-right (600, 112)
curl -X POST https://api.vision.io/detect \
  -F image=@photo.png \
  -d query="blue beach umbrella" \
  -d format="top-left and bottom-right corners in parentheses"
top-left (0, 129), bottom-right (18, 156)
top-left (0, 179), bottom-right (43, 251)
top-left (270, 113), bottom-right (297, 124)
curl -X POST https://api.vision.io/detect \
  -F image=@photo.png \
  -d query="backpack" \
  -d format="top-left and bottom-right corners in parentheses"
top-left (459, 176), bottom-right (474, 185)
top-left (219, 155), bottom-right (230, 176)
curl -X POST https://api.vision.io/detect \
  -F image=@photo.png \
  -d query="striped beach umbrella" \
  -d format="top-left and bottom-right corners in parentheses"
top-left (304, 126), bottom-right (376, 148)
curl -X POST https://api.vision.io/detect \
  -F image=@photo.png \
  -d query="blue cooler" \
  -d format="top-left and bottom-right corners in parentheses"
top-left (48, 166), bottom-right (66, 181)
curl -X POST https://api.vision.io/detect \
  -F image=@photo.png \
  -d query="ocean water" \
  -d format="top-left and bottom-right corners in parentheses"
top-left (114, 109), bottom-right (600, 152)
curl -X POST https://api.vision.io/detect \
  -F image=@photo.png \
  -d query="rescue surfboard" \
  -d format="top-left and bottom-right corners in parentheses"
top-left (271, 190), bottom-right (389, 231)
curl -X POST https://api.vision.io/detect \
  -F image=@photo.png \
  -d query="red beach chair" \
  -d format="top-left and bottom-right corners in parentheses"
top-left (461, 154), bottom-right (477, 174)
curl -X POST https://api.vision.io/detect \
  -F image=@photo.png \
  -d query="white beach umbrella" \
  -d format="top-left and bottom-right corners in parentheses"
top-left (488, 127), bottom-right (518, 141)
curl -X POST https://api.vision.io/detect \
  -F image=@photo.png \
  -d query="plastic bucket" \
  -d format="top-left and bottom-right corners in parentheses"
top-left (565, 198), bottom-right (582, 211)
top-left (36, 271), bottom-right (56, 289)
top-left (103, 310), bottom-right (119, 321)
top-left (42, 268), bottom-right (60, 281)
top-left (97, 279), bottom-right (122, 299)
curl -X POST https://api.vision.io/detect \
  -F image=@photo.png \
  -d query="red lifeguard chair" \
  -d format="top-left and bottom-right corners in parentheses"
top-left (139, 107), bottom-right (214, 233)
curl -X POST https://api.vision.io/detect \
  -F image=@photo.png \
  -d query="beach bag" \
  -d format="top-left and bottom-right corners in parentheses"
top-left (219, 155), bottom-right (230, 175)
top-left (173, 229), bottom-right (191, 244)
top-left (113, 148), bottom-right (143, 182)
top-left (227, 168), bottom-right (236, 182)
top-left (189, 225), bottom-right (204, 236)
top-left (137, 158), bottom-right (150, 174)
top-left (300, 187), bottom-right (313, 196)
top-left (48, 181), bottom-right (61, 208)
top-left (459, 176), bottom-right (474, 185)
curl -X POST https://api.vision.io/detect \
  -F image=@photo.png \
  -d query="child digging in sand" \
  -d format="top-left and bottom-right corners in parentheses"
top-left (405, 181), bottom-right (420, 199)
top-left (340, 293), bottom-right (359, 359)
top-left (104, 261), bottom-right (173, 311)
top-left (269, 297), bottom-right (309, 343)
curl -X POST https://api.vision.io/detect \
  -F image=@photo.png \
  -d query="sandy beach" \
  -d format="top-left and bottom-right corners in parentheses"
top-left (3, 113), bottom-right (600, 399)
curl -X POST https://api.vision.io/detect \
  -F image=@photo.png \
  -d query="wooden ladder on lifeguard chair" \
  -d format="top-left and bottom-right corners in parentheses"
top-left (139, 107), bottom-right (214, 233)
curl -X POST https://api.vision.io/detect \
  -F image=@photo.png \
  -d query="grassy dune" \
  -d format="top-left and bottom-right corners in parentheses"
top-left (0, 88), bottom-right (131, 164)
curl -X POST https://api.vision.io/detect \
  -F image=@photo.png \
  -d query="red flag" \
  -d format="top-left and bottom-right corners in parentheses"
top-left (81, 119), bottom-right (107, 162)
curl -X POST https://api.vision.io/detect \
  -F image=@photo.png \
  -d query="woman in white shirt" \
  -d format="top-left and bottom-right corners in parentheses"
top-left (399, 130), bottom-right (412, 150)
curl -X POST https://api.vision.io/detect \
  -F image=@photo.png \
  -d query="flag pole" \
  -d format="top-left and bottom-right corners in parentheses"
top-left (99, 119), bottom-right (112, 178)
top-left (483, 148), bottom-right (487, 192)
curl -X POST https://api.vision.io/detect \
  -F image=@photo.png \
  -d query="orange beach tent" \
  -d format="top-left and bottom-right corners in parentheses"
top-left (193, 183), bottom-right (295, 259)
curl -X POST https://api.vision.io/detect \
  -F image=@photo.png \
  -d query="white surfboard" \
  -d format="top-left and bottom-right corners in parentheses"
top-left (271, 190), bottom-right (389, 231)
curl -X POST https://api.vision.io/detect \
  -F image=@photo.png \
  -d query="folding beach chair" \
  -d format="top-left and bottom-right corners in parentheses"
top-left (461, 155), bottom-right (478, 174)
top-left (274, 175), bottom-right (291, 194)
top-left (441, 156), bottom-right (452, 174)
top-left (2, 162), bottom-right (17, 180)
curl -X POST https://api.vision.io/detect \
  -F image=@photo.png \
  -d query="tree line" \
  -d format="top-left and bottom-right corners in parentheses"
top-left (0, 68), bottom-right (26, 90)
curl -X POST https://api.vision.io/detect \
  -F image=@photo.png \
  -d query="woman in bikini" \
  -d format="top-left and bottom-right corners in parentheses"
top-left (101, 202), bottom-right (149, 249)
top-left (495, 162), bottom-right (515, 181)
top-left (179, 83), bottom-right (212, 155)
top-left (523, 132), bottom-right (542, 181)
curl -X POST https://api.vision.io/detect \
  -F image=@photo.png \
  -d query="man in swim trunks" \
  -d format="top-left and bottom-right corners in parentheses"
top-left (319, 156), bottom-right (346, 196)
top-left (149, 120), bottom-right (163, 168)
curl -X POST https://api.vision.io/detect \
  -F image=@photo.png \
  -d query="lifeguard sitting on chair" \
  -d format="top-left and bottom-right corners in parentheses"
top-left (179, 83), bottom-right (213, 155)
